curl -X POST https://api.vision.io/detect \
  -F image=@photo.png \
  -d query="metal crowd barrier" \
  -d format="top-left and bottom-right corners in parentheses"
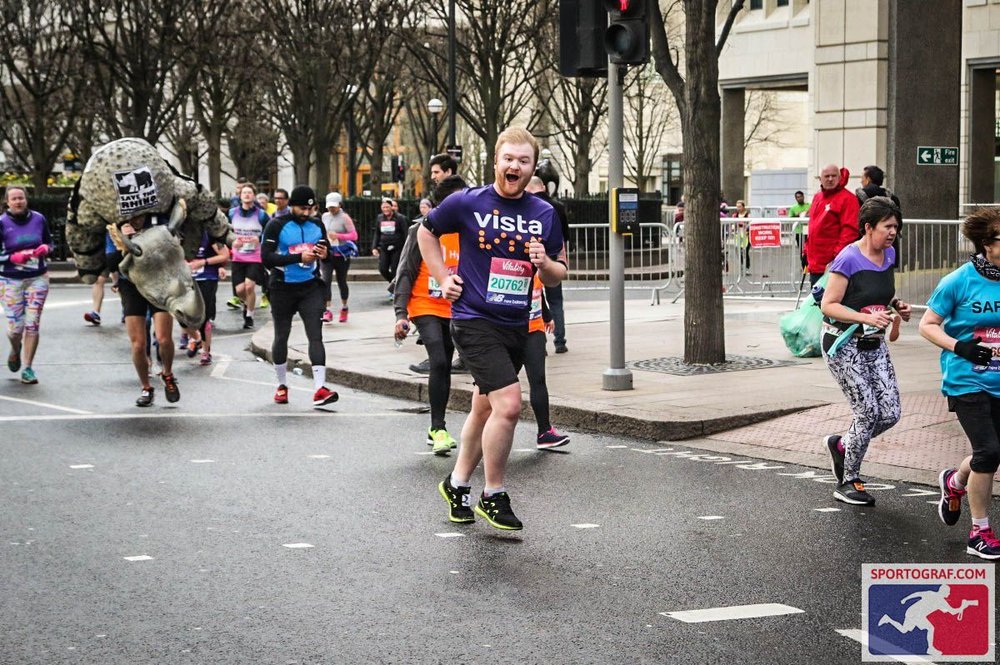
top-left (564, 217), bottom-right (967, 307)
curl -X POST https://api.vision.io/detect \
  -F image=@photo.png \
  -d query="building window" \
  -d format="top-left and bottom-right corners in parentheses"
top-left (750, 0), bottom-right (763, 9)
top-left (776, 0), bottom-right (789, 5)
top-left (661, 154), bottom-right (683, 205)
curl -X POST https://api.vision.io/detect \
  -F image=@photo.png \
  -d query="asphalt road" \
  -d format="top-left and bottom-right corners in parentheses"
top-left (0, 285), bottom-right (995, 664)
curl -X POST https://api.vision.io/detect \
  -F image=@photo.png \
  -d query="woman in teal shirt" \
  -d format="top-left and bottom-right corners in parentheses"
top-left (919, 207), bottom-right (1000, 560)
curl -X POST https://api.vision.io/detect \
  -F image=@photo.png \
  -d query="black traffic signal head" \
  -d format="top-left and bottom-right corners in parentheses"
top-left (560, 0), bottom-right (608, 78)
top-left (603, 0), bottom-right (649, 66)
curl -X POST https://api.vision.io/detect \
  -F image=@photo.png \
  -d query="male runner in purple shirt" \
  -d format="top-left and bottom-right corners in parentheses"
top-left (418, 127), bottom-right (567, 531)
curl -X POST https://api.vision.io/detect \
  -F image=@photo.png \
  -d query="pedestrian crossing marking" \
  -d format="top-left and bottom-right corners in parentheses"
top-left (662, 603), bottom-right (804, 623)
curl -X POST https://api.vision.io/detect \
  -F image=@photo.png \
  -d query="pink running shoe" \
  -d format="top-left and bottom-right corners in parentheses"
top-left (339, 307), bottom-right (349, 323)
top-left (322, 309), bottom-right (334, 323)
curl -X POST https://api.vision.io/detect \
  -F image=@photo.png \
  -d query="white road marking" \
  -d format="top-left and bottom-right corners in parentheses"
top-left (632, 448), bottom-right (674, 453)
top-left (308, 455), bottom-right (331, 459)
top-left (0, 394), bottom-right (91, 415)
top-left (449, 570), bottom-right (460, 574)
top-left (0, 411), bottom-right (414, 423)
top-left (123, 555), bottom-right (153, 562)
top-left (926, 500), bottom-right (938, 505)
top-left (836, 628), bottom-right (939, 664)
top-left (605, 445), bottom-right (628, 449)
top-left (902, 488), bottom-right (938, 498)
top-left (662, 603), bottom-right (804, 623)
top-left (414, 451), bottom-right (437, 456)
top-left (69, 464), bottom-right (94, 470)
top-left (571, 523), bottom-right (600, 529)
top-left (513, 448), bottom-right (535, 452)
top-left (814, 507), bottom-right (841, 513)
top-left (435, 533), bottom-right (466, 539)
top-left (282, 543), bottom-right (314, 549)
top-left (190, 459), bottom-right (214, 464)
top-left (697, 516), bottom-right (725, 521)
top-left (45, 298), bottom-right (118, 310)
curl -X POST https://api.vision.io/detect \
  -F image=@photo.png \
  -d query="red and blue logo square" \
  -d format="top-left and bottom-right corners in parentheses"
top-left (862, 564), bottom-right (994, 662)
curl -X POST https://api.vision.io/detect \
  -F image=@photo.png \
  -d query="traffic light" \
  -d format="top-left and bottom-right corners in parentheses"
top-left (603, 0), bottom-right (649, 66)
top-left (559, 0), bottom-right (608, 78)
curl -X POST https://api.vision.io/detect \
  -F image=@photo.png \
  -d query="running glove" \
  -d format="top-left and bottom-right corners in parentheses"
top-left (954, 337), bottom-right (993, 365)
top-left (32, 244), bottom-right (50, 258)
top-left (9, 250), bottom-right (31, 264)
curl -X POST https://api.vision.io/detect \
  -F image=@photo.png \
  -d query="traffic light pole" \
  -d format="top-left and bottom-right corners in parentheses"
top-left (603, 62), bottom-right (633, 391)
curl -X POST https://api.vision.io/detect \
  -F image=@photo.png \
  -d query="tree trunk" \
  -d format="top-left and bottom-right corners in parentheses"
top-left (370, 142), bottom-right (384, 194)
top-left (681, 10), bottom-right (726, 365)
top-left (206, 126), bottom-right (223, 195)
top-left (291, 143), bottom-right (311, 185)
top-left (315, 138), bottom-right (333, 195)
top-left (573, 135), bottom-right (591, 197)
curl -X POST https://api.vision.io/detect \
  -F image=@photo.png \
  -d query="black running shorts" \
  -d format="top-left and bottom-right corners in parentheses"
top-left (196, 280), bottom-right (218, 322)
top-left (450, 318), bottom-right (527, 395)
top-left (231, 262), bottom-right (267, 286)
top-left (118, 279), bottom-right (164, 318)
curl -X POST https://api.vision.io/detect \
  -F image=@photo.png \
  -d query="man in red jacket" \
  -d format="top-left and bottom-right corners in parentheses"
top-left (804, 164), bottom-right (860, 285)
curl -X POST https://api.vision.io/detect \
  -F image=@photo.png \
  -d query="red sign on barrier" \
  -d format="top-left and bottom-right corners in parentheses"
top-left (749, 221), bottom-right (782, 248)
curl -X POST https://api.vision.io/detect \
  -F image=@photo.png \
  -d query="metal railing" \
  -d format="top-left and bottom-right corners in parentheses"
top-left (565, 217), bottom-right (969, 307)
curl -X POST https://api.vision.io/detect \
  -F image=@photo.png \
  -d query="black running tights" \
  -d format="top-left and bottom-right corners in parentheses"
top-left (270, 281), bottom-right (326, 366)
top-left (412, 315), bottom-right (454, 431)
top-left (524, 330), bottom-right (550, 435)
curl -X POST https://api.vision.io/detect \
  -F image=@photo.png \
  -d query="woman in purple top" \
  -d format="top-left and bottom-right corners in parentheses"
top-left (819, 197), bottom-right (912, 506)
top-left (0, 187), bottom-right (53, 384)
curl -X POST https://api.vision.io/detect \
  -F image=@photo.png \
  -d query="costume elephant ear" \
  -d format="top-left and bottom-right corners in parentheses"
top-left (167, 198), bottom-right (187, 233)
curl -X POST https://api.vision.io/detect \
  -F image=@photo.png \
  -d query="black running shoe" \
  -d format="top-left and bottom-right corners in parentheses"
top-left (243, 315), bottom-right (254, 330)
top-left (833, 479), bottom-right (875, 506)
top-left (451, 358), bottom-right (468, 374)
top-left (161, 373), bottom-right (180, 403)
top-left (409, 358), bottom-right (431, 374)
top-left (438, 475), bottom-right (474, 524)
top-left (824, 435), bottom-right (844, 484)
top-left (474, 491), bottom-right (523, 530)
top-left (938, 468), bottom-right (966, 527)
top-left (136, 386), bottom-right (154, 407)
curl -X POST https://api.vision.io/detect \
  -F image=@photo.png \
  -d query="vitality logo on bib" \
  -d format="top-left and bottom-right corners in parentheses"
top-left (862, 564), bottom-right (994, 661)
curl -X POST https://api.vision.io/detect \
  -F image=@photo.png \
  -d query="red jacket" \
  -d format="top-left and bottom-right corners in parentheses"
top-left (804, 168), bottom-right (860, 273)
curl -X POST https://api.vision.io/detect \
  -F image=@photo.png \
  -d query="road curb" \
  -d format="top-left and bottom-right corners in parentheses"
top-left (248, 334), bottom-right (815, 442)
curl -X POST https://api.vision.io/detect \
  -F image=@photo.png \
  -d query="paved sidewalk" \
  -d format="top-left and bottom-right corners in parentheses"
top-left (249, 294), bottom-right (998, 493)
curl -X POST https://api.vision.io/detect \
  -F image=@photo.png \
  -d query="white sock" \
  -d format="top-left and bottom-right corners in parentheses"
top-left (246, 308), bottom-right (254, 316)
top-left (275, 363), bottom-right (287, 386)
top-left (949, 473), bottom-right (966, 490)
top-left (450, 473), bottom-right (471, 488)
top-left (483, 486), bottom-right (506, 497)
top-left (312, 366), bottom-right (326, 391)
top-left (972, 517), bottom-right (990, 531)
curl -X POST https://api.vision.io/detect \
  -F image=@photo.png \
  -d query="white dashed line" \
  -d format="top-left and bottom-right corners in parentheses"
top-left (414, 451), bottom-right (437, 456)
top-left (513, 448), bottom-right (535, 453)
top-left (902, 488), bottom-right (938, 498)
top-left (69, 464), bottom-right (94, 470)
top-left (435, 533), bottom-right (466, 539)
top-left (814, 507), bottom-right (841, 513)
top-left (123, 555), bottom-right (153, 562)
top-left (0, 394), bottom-right (92, 415)
top-left (0, 412), bottom-right (412, 423)
top-left (835, 628), bottom-right (940, 664)
top-left (190, 460), bottom-right (214, 464)
top-left (661, 603), bottom-right (804, 623)
top-left (308, 455), bottom-right (331, 459)
top-left (571, 523), bottom-right (600, 529)
top-left (282, 543), bottom-right (314, 549)
top-left (697, 516), bottom-right (725, 521)
top-left (605, 445), bottom-right (628, 449)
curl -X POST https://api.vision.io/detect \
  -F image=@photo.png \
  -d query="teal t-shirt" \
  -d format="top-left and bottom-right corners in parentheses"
top-left (926, 261), bottom-right (1000, 396)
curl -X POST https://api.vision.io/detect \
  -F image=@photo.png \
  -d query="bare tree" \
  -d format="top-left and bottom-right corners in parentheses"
top-left (624, 66), bottom-right (677, 193)
top-left (0, 0), bottom-right (86, 193)
top-left (405, 0), bottom-right (555, 170)
top-left (70, 0), bottom-right (228, 144)
top-left (163, 104), bottom-right (201, 176)
top-left (651, 0), bottom-right (746, 364)
top-left (227, 113), bottom-right (280, 189)
top-left (743, 89), bottom-right (791, 170)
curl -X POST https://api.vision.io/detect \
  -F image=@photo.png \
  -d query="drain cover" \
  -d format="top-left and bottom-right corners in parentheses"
top-left (627, 354), bottom-right (805, 376)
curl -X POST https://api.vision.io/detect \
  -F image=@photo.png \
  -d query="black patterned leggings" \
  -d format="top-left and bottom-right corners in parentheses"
top-left (823, 338), bottom-right (901, 481)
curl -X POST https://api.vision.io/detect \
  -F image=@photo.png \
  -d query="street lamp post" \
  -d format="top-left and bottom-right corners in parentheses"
top-left (427, 98), bottom-right (444, 158)
top-left (448, 0), bottom-right (457, 148)
top-left (345, 85), bottom-right (359, 198)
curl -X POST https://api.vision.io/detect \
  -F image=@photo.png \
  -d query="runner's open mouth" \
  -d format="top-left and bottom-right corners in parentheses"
top-left (504, 173), bottom-right (519, 183)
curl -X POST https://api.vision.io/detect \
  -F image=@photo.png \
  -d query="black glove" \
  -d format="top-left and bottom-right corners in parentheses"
top-left (954, 337), bottom-right (993, 365)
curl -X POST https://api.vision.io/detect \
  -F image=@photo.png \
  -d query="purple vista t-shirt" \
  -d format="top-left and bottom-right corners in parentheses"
top-left (426, 185), bottom-right (563, 327)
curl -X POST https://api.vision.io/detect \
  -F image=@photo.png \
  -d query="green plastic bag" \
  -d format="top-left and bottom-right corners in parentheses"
top-left (779, 273), bottom-right (829, 358)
